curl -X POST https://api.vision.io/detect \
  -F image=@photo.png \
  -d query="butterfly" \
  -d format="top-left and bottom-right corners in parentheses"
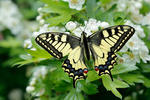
top-left (35, 25), bottom-right (135, 87)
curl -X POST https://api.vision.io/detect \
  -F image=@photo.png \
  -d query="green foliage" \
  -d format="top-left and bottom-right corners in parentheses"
top-left (102, 75), bottom-right (129, 99)
top-left (1, 0), bottom-right (150, 99)
top-left (41, 0), bottom-right (79, 26)
top-left (14, 38), bottom-right (52, 67)
top-left (140, 1), bottom-right (150, 15)
top-left (86, 0), bottom-right (97, 18)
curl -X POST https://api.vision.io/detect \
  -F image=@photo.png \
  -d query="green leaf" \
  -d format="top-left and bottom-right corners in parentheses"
top-left (99, 0), bottom-right (112, 5)
top-left (14, 57), bottom-right (47, 67)
top-left (141, 76), bottom-right (150, 88)
top-left (86, 0), bottom-right (96, 18)
top-left (112, 64), bottom-right (138, 75)
top-left (46, 15), bottom-right (71, 26)
top-left (113, 12), bottom-right (126, 25)
top-left (78, 81), bottom-right (99, 95)
top-left (41, 0), bottom-right (78, 26)
top-left (119, 73), bottom-right (144, 85)
top-left (140, 64), bottom-right (150, 73)
top-left (25, 49), bottom-right (52, 59)
top-left (0, 37), bottom-right (21, 48)
top-left (140, 1), bottom-right (150, 15)
top-left (96, 10), bottom-right (114, 25)
top-left (86, 70), bottom-right (99, 82)
top-left (64, 89), bottom-right (84, 100)
top-left (102, 75), bottom-right (129, 99)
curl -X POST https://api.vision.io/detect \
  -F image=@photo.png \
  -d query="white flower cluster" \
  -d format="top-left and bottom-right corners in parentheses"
top-left (116, 0), bottom-right (150, 65)
top-left (36, 7), bottom-right (45, 25)
top-left (0, 0), bottom-right (23, 35)
top-left (117, 0), bottom-right (150, 26)
top-left (63, 0), bottom-right (85, 10)
top-left (117, 0), bottom-right (143, 24)
top-left (118, 20), bottom-right (150, 65)
top-left (65, 18), bottom-right (109, 37)
top-left (26, 66), bottom-right (48, 96)
top-left (32, 24), bottom-right (66, 38)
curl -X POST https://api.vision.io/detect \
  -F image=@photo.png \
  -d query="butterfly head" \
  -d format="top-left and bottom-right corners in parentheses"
top-left (81, 31), bottom-right (87, 37)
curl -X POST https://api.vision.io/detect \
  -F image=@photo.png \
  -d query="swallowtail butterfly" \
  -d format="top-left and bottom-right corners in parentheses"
top-left (35, 25), bottom-right (135, 87)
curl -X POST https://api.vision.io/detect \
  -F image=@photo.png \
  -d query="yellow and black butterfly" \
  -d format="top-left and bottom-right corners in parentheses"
top-left (35, 25), bottom-right (135, 87)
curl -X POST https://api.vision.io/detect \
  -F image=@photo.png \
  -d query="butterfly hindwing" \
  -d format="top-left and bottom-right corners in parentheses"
top-left (62, 46), bottom-right (88, 87)
top-left (88, 25), bottom-right (135, 79)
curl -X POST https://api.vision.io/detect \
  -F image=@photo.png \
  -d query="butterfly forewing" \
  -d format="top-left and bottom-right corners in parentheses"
top-left (35, 32), bottom-right (80, 59)
top-left (88, 25), bottom-right (135, 79)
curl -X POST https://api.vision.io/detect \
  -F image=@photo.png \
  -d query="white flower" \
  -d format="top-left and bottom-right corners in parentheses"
top-left (63, 0), bottom-right (85, 10)
top-left (142, 13), bottom-right (150, 25)
top-left (125, 32), bottom-right (150, 63)
top-left (117, 0), bottom-right (143, 24)
top-left (118, 54), bottom-right (138, 65)
top-left (144, 0), bottom-right (150, 3)
top-left (65, 21), bottom-right (77, 31)
top-left (126, 34), bottom-right (140, 51)
top-left (84, 18), bottom-right (100, 32)
top-left (8, 89), bottom-right (22, 100)
top-left (71, 18), bottom-right (110, 37)
top-left (125, 20), bottom-right (145, 38)
top-left (138, 45), bottom-right (150, 63)
top-left (130, 12), bottom-right (143, 24)
top-left (30, 78), bottom-right (36, 86)
top-left (33, 66), bottom-right (48, 79)
top-left (99, 22), bottom-right (109, 29)
top-left (39, 19), bottom-right (45, 25)
top-left (0, 0), bottom-right (23, 35)
top-left (37, 7), bottom-right (42, 12)
top-left (24, 39), bottom-right (32, 48)
top-left (32, 24), bottom-right (66, 37)
top-left (36, 15), bottom-right (42, 21)
top-left (26, 86), bottom-right (35, 93)
top-left (72, 27), bottom-right (83, 37)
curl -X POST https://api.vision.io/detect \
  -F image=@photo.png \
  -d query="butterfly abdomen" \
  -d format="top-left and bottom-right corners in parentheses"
top-left (81, 32), bottom-right (90, 60)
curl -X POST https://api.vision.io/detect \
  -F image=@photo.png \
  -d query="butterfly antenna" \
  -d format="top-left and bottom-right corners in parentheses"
top-left (73, 78), bottom-right (76, 88)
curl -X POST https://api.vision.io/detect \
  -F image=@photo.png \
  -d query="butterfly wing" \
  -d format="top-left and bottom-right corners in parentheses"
top-left (35, 32), bottom-right (87, 87)
top-left (62, 46), bottom-right (88, 87)
top-left (88, 25), bottom-right (135, 79)
top-left (35, 32), bottom-right (80, 59)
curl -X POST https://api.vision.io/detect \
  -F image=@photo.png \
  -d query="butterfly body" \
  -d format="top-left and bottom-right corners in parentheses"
top-left (35, 25), bottom-right (135, 87)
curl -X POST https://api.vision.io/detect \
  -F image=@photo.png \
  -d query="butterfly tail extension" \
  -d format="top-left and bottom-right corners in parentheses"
top-left (62, 59), bottom-right (87, 88)
top-left (108, 70), bottom-right (113, 81)
top-left (94, 52), bottom-right (117, 80)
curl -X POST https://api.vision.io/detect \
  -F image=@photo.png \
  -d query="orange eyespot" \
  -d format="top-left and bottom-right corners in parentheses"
top-left (83, 69), bottom-right (88, 74)
top-left (95, 67), bottom-right (99, 71)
